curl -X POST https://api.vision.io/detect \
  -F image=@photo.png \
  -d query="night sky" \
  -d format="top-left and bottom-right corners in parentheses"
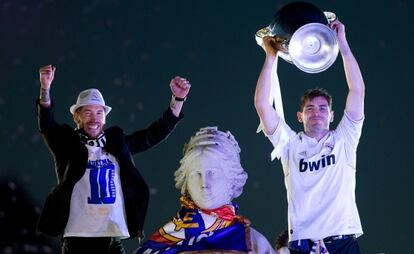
top-left (1, 0), bottom-right (413, 253)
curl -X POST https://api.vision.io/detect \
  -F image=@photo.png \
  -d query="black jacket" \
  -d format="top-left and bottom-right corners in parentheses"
top-left (36, 101), bottom-right (183, 237)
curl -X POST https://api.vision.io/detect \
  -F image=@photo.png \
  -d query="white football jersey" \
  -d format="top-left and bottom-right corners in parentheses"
top-left (267, 112), bottom-right (364, 241)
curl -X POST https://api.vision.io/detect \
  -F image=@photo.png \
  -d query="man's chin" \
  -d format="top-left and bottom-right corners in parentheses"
top-left (84, 130), bottom-right (102, 139)
top-left (310, 122), bottom-right (327, 128)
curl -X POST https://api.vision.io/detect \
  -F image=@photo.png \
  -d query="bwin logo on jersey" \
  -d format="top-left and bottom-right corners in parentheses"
top-left (299, 154), bottom-right (336, 172)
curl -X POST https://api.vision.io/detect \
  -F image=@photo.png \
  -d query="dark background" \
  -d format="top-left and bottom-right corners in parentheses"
top-left (1, 0), bottom-right (412, 253)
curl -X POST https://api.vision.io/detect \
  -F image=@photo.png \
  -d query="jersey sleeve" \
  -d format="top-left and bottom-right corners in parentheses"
top-left (265, 120), bottom-right (296, 161)
top-left (335, 111), bottom-right (364, 167)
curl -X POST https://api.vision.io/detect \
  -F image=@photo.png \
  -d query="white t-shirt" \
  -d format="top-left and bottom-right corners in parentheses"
top-left (267, 112), bottom-right (364, 241)
top-left (64, 144), bottom-right (130, 238)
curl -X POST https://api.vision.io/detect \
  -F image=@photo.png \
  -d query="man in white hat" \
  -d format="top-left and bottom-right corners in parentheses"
top-left (36, 64), bottom-right (191, 254)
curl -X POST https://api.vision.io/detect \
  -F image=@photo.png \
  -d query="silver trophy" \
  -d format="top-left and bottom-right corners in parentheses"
top-left (256, 2), bottom-right (338, 73)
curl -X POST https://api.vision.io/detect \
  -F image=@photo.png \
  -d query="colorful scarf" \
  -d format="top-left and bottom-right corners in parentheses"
top-left (135, 196), bottom-right (252, 254)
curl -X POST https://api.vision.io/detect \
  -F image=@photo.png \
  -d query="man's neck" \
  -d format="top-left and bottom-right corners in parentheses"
top-left (304, 129), bottom-right (329, 141)
top-left (76, 128), bottom-right (104, 140)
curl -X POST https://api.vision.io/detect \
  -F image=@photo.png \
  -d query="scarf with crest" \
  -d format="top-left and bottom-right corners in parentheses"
top-left (76, 129), bottom-right (106, 147)
top-left (135, 196), bottom-right (252, 254)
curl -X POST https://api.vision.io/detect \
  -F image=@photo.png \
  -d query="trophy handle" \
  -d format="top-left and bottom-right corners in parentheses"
top-left (323, 11), bottom-right (337, 24)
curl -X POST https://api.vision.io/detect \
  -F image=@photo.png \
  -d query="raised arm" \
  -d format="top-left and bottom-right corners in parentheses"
top-left (169, 76), bottom-right (191, 117)
top-left (125, 76), bottom-right (190, 154)
top-left (38, 65), bottom-right (56, 108)
top-left (331, 20), bottom-right (365, 120)
top-left (254, 37), bottom-right (285, 135)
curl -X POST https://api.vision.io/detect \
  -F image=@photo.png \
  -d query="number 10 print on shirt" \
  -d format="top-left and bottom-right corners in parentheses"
top-left (87, 159), bottom-right (116, 204)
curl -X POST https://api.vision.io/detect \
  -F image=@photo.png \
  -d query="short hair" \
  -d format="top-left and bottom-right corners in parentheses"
top-left (274, 229), bottom-right (289, 250)
top-left (174, 127), bottom-right (248, 200)
top-left (299, 88), bottom-right (333, 111)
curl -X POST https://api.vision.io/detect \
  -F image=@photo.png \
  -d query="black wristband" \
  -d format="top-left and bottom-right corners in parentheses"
top-left (174, 96), bottom-right (186, 102)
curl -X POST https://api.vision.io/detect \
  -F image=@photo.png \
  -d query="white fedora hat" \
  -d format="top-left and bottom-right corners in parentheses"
top-left (69, 88), bottom-right (112, 115)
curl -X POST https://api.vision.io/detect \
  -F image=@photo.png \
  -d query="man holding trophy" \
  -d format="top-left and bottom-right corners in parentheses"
top-left (254, 2), bottom-right (365, 253)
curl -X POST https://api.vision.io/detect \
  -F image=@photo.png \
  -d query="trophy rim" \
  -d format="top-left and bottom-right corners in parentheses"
top-left (289, 23), bottom-right (339, 73)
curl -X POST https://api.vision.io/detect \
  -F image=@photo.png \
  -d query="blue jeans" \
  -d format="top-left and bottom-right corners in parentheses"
top-left (62, 237), bottom-right (126, 254)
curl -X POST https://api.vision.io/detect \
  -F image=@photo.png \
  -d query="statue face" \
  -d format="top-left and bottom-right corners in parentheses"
top-left (186, 151), bottom-right (232, 210)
